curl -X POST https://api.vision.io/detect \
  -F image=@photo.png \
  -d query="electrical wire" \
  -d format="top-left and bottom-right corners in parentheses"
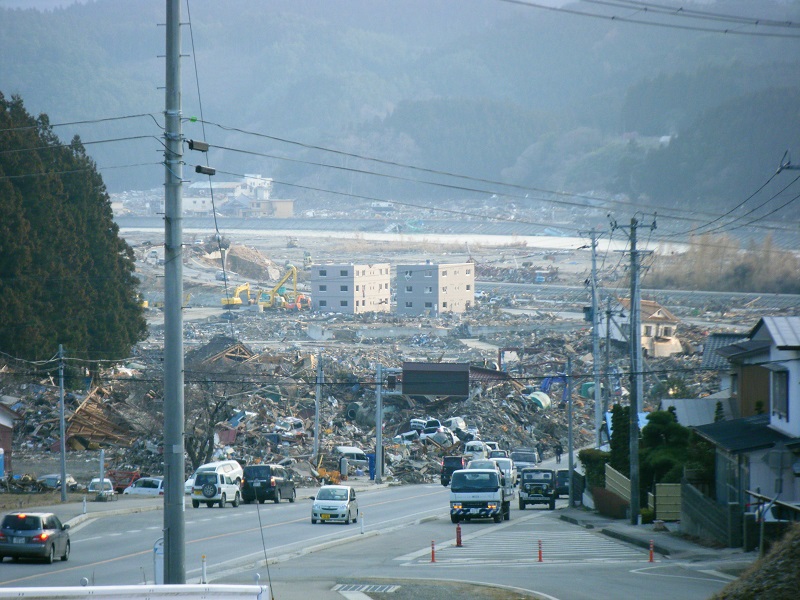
top-left (496, 0), bottom-right (800, 38)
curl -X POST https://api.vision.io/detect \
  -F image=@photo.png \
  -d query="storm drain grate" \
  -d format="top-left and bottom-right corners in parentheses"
top-left (332, 584), bottom-right (400, 593)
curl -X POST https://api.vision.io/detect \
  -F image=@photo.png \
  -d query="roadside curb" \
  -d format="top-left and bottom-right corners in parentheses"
top-left (600, 527), bottom-right (671, 556)
top-left (65, 503), bottom-right (163, 528)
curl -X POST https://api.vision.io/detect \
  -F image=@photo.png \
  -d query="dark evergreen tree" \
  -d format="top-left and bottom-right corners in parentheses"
top-left (639, 410), bottom-right (690, 492)
top-left (0, 93), bottom-right (146, 363)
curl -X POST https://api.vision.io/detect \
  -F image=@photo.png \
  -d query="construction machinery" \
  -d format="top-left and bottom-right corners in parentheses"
top-left (222, 282), bottom-right (252, 309)
top-left (258, 265), bottom-right (310, 310)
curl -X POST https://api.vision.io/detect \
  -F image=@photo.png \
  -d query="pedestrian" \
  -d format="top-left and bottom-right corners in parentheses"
top-left (536, 441), bottom-right (544, 462)
top-left (555, 442), bottom-right (563, 464)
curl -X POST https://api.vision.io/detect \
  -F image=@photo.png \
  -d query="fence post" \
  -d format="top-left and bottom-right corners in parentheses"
top-left (538, 539), bottom-right (543, 562)
top-left (649, 540), bottom-right (654, 562)
top-left (456, 523), bottom-right (462, 547)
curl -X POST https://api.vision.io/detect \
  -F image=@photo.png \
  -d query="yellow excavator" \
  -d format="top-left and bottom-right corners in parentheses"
top-left (258, 265), bottom-right (310, 310)
top-left (222, 282), bottom-right (252, 309)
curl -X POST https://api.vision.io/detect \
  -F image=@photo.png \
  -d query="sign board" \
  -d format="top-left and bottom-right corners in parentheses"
top-left (402, 362), bottom-right (469, 397)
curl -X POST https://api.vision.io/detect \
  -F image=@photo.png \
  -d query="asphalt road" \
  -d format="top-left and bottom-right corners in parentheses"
top-left (0, 484), bottom-right (737, 599)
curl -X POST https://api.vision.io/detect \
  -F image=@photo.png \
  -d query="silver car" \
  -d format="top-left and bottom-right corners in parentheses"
top-left (311, 485), bottom-right (358, 524)
top-left (0, 512), bottom-right (70, 563)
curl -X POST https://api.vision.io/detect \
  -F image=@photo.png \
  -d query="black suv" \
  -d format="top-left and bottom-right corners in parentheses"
top-left (241, 464), bottom-right (296, 504)
top-left (555, 469), bottom-right (570, 497)
top-left (518, 468), bottom-right (557, 510)
top-left (440, 455), bottom-right (467, 486)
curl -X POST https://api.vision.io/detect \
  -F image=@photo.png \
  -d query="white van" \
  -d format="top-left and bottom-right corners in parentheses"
top-left (334, 446), bottom-right (369, 469)
top-left (463, 440), bottom-right (488, 461)
top-left (190, 459), bottom-right (243, 488)
top-left (443, 416), bottom-right (467, 432)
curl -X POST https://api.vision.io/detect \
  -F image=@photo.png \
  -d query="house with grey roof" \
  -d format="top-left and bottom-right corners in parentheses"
top-left (687, 317), bottom-right (800, 545)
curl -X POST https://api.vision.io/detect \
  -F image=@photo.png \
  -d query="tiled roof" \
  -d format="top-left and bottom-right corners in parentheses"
top-left (693, 414), bottom-right (793, 454)
top-left (753, 316), bottom-right (800, 349)
top-left (702, 333), bottom-right (748, 369)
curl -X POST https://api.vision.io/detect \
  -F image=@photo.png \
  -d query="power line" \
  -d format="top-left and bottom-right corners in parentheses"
top-left (496, 0), bottom-right (800, 38)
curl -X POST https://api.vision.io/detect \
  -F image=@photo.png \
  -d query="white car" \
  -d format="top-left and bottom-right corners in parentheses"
top-left (492, 457), bottom-right (518, 486)
top-left (123, 477), bottom-right (165, 496)
top-left (190, 471), bottom-right (241, 508)
top-left (311, 485), bottom-right (358, 524)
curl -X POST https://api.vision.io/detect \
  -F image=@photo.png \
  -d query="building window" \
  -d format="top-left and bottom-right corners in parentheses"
top-left (319, 300), bottom-right (327, 307)
top-left (405, 286), bottom-right (413, 293)
top-left (340, 300), bottom-right (348, 307)
top-left (355, 285), bottom-right (360, 292)
top-left (319, 269), bottom-right (327, 277)
top-left (442, 270), bottom-right (448, 277)
top-left (405, 301), bottom-right (413, 308)
top-left (340, 270), bottom-right (348, 276)
top-left (662, 327), bottom-right (672, 337)
top-left (425, 302), bottom-right (433, 308)
top-left (425, 270), bottom-right (432, 277)
top-left (442, 286), bottom-right (447, 293)
top-left (466, 268), bottom-right (471, 275)
top-left (425, 286), bottom-right (432, 294)
top-left (644, 325), bottom-right (653, 336)
top-left (340, 285), bottom-right (348, 292)
top-left (772, 369), bottom-right (789, 419)
top-left (442, 302), bottom-right (448, 308)
top-left (404, 270), bottom-right (412, 277)
top-left (466, 284), bottom-right (471, 291)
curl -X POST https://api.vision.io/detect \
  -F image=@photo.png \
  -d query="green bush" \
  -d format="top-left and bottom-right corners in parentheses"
top-left (640, 508), bottom-right (655, 524)
top-left (579, 448), bottom-right (611, 489)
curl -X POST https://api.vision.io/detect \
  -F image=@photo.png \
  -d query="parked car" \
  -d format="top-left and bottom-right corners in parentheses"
top-left (510, 448), bottom-right (539, 471)
top-left (123, 477), bottom-right (165, 496)
top-left (409, 418), bottom-right (428, 432)
top-left (441, 456), bottom-right (467, 486)
top-left (492, 457), bottom-right (518, 486)
top-left (36, 473), bottom-right (78, 492)
top-left (241, 464), bottom-right (296, 504)
top-left (311, 485), bottom-right (359, 524)
top-left (467, 459), bottom-right (501, 471)
top-left (419, 426), bottom-right (456, 445)
top-left (191, 471), bottom-right (241, 508)
top-left (488, 449), bottom-right (509, 459)
top-left (190, 459), bottom-right (243, 488)
top-left (463, 440), bottom-right (488, 461)
top-left (555, 470), bottom-right (570, 497)
top-left (0, 512), bottom-right (70, 563)
top-left (87, 478), bottom-right (116, 500)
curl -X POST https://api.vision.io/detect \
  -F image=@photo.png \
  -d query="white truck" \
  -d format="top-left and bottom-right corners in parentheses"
top-left (449, 468), bottom-right (514, 523)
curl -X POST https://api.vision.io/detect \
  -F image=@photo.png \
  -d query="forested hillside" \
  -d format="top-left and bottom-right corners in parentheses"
top-left (1, 0), bottom-right (798, 217)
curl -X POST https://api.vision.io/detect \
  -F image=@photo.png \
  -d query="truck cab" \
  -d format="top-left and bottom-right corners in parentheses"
top-left (449, 468), bottom-right (513, 523)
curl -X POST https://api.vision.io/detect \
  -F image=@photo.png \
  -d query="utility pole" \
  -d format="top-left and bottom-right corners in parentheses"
top-left (579, 227), bottom-right (603, 448)
top-left (375, 364), bottom-right (383, 484)
top-left (566, 356), bottom-right (575, 507)
top-left (629, 218), bottom-right (642, 526)
top-left (604, 296), bottom-right (612, 427)
top-left (314, 353), bottom-right (322, 461)
top-left (58, 344), bottom-right (67, 503)
top-left (611, 215), bottom-right (655, 526)
top-left (163, 0), bottom-right (185, 583)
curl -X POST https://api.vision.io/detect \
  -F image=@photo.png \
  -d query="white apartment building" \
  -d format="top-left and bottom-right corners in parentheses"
top-left (311, 263), bottom-right (391, 314)
top-left (395, 262), bottom-right (474, 316)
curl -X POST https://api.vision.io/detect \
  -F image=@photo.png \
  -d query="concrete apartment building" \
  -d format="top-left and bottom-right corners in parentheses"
top-left (395, 262), bottom-right (474, 316)
top-left (311, 263), bottom-right (391, 314)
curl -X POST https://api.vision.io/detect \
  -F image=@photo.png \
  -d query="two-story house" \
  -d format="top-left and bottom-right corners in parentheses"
top-left (598, 298), bottom-right (683, 358)
top-left (693, 316), bottom-right (800, 516)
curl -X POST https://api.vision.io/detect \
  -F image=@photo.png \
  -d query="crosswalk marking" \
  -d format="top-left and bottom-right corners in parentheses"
top-left (408, 525), bottom-right (649, 564)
